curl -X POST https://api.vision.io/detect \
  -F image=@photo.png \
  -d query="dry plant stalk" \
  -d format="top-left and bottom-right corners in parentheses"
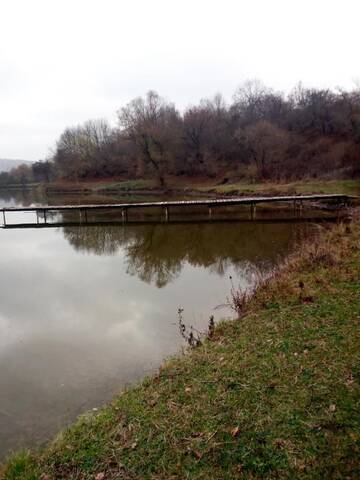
top-left (225, 271), bottom-right (275, 317)
top-left (178, 309), bottom-right (216, 348)
top-left (178, 308), bottom-right (202, 348)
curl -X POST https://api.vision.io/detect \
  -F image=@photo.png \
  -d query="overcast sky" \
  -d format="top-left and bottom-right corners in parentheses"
top-left (0, 0), bottom-right (359, 161)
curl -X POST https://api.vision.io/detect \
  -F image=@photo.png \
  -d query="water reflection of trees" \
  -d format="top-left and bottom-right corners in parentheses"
top-left (62, 222), bottom-right (310, 288)
top-left (0, 188), bottom-right (46, 207)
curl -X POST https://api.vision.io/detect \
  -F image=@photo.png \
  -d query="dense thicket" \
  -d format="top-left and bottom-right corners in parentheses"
top-left (2, 81), bottom-right (360, 186)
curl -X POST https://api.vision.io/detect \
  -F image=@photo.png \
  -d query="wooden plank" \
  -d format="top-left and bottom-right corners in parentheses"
top-left (0, 194), bottom-right (354, 214)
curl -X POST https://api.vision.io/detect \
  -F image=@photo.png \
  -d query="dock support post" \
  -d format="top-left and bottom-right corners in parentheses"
top-left (294, 200), bottom-right (303, 217)
top-left (122, 209), bottom-right (128, 223)
top-left (164, 206), bottom-right (169, 222)
top-left (208, 206), bottom-right (212, 220)
top-left (36, 210), bottom-right (39, 224)
top-left (250, 203), bottom-right (256, 220)
top-left (84, 209), bottom-right (88, 224)
top-left (43, 210), bottom-right (47, 224)
top-left (2, 211), bottom-right (6, 226)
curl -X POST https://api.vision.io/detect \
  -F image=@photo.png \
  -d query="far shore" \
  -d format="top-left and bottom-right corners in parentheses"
top-left (0, 178), bottom-right (359, 199)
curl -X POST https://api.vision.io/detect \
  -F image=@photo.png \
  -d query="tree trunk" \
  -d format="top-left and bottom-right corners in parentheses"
top-left (142, 137), bottom-right (166, 188)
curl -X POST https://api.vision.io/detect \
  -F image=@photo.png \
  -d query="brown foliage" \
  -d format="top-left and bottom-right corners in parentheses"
top-left (5, 81), bottom-right (359, 186)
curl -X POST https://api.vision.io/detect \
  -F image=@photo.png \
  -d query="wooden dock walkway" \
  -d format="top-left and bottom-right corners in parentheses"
top-left (0, 194), bottom-right (355, 228)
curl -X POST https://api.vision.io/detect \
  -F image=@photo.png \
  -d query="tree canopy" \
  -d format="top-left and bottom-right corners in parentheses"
top-left (2, 81), bottom-right (360, 186)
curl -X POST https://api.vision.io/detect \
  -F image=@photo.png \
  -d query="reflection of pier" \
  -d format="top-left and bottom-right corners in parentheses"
top-left (0, 194), bottom-right (355, 228)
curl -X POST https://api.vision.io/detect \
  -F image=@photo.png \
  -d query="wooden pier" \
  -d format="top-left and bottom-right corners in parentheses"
top-left (0, 194), bottom-right (355, 228)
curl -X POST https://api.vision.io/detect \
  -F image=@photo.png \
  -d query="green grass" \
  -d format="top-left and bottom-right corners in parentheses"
top-left (4, 178), bottom-right (358, 199)
top-left (208, 179), bottom-right (360, 196)
top-left (2, 219), bottom-right (360, 479)
top-left (85, 178), bottom-right (360, 197)
top-left (94, 179), bottom-right (158, 192)
top-left (0, 182), bottom-right (41, 190)
top-left (83, 178), bottom-right (360, 198)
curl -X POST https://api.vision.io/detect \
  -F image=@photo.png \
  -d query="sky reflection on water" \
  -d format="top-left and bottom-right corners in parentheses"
top-left (0, 191), bottom-right (313, 459)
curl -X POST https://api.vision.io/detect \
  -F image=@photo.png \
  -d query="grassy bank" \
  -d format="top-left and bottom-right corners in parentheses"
top-left (81, 177), bottom-right (360, 195)
top-left (2, 178), bottom-right (358, 198)
top-left (94, 178), bottom-right (360, 197)
top-left (206, 179), bottom-right (360, 197)
top-left (2, 217), bottom-right (360, 479)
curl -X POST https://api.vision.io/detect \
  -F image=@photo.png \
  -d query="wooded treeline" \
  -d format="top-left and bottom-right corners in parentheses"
top-left (2, 80), bottom-right (360, 186)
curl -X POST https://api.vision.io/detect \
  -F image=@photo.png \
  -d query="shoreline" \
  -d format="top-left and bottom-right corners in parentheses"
top-left (2, 210), bottom-right (359, 479)
top-left (0, 178), bottom-right (359, 199)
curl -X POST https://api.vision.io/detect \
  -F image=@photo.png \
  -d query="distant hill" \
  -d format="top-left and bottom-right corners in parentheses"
top-left (0, 158), bottom-right (33, 173)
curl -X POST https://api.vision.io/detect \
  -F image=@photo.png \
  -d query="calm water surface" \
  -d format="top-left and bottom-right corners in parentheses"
top-left (0, 190), bottom-right (316, 460)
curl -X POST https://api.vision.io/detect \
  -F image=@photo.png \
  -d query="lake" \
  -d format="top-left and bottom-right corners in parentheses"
top-left (0, 189), bottom-right (319, 460)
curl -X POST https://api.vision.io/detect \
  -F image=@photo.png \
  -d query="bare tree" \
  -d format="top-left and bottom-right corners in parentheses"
top-left (32, 159), bottom-right (55, 183)
top-left (182, 105), bottom-right (211, 173)
top-left (53, 119), bottom-right (112, 179)
top-left (34, 81), bottom-right (360, 184)
top-left (118, 91), bottom-right (180, 187)
top-left (237, 120), bottom-right (290, 179)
